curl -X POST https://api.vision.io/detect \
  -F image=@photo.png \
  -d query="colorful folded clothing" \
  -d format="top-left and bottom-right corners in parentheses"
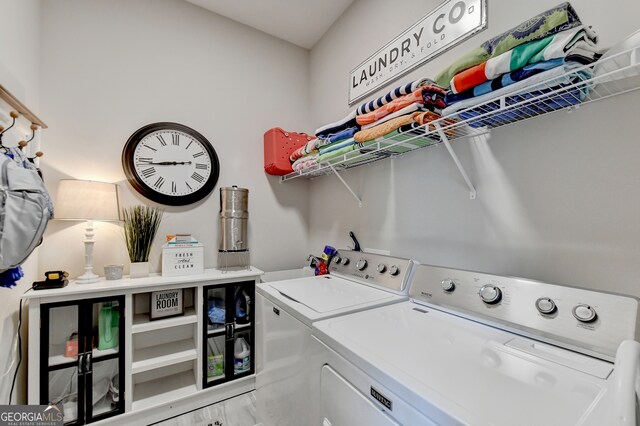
top-left (446, 58), bottom-right (566, 105)
top-left (422, 85), bottom-right (448, 112)
top-left (435, 2), bottom-right (582, 87)
top-left (289, 140), bottom-right (322, 162)
top-left (355, 78), bottom-right (436, 115)
top-left (361, 103), bottom-right (424, 130)
top-left (318, 137), bottom-right (356, 155)
top-left (292, 153), bottom-right (319, 171)
top-left (356, 111), bottom-right (417, 142)
top-left (356, 88), bottom-right (423, 126)
top-left (448, 65), bottom-right (592, 128)
top-left (443, 61), bottom-right (588, 116)
top-left (450, 26), bottom-right (598, 94)
top-left (315, 110), bottom-right (358, 138)
top-left (317, 144), bottom-right (357, 163)
top-left (326, 127), bottom-right (358, 143)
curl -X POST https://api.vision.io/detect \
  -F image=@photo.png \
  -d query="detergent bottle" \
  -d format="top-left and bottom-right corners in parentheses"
top-left (234, 337), bottom-right (251, 374)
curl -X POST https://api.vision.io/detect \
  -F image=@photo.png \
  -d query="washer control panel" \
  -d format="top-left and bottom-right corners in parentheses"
top-left (409, 264), bottom-right (639, 361)
top-left (329, 249), bottom-right (415, 294)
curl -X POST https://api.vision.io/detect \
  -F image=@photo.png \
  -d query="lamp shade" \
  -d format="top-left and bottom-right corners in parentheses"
top-left (55, 179), bottom-right (120, 221)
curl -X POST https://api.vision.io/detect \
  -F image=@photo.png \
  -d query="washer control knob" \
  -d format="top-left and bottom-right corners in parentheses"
top-left (572, 304), bottom-right (597, 323)
top-left (356, 259), bottom-right (368, 271)
top-left (334, 256), bottom-right (342, 265)
top-left (342, 258), bottom-right (350, 265)
top-left (389, 265), bottom-right (400, 276)
top-left (377, 263), bottom-right (387, 273)
top-left (535, 297), bottom-right (557, 315)
top-left (479, 284), bottom-right (502, 304)
top-left (441, 279), bottom-right (455, 292)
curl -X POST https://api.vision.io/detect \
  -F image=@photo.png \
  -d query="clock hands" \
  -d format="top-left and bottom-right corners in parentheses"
top-left (138, 161), bottom-right (193, 165)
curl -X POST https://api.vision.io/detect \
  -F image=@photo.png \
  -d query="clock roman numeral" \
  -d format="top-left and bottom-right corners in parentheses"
top-left (195, 163), bottom-right (207, 170)
top-left (185, 141), bottom-right (193, 150)
top-left (191, 172), bottom-right (204, 183)
top-left (141, 167), bottom-right (156, 178)
top-left (137, 157), bottom-right (153, 165)
top-left (156, 135), bottom-right (167, 146)
top-left (172, 134), bottom-right (179, 145)
top-left (192, 152), bottom-right (204, 158)
top-left (142, 144), bottom-right (157, 152)
top-left (153, 176), bottom-right (165, 189)
top-left (185, 182), bottom-right (192, 190)
top-left (171, 181), bottom-right (177, 193)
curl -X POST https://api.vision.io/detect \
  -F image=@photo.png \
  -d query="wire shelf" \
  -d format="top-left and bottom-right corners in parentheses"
top-left (280, 45), bottom-right (640, 183)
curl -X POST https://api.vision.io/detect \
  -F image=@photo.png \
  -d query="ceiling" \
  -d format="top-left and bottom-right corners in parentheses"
top-left (184, 0), bottom-right (355, 49)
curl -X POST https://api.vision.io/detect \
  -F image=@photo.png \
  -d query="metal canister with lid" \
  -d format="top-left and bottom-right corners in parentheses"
top-left (219, 186), bottom-right (249, 252)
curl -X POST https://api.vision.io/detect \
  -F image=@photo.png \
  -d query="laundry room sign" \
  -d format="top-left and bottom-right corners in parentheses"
top-left (348, 0), bottom-right (486, 104)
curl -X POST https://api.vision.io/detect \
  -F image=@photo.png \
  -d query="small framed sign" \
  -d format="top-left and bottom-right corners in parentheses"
top-left (150, 289), bottom-right (184, 320)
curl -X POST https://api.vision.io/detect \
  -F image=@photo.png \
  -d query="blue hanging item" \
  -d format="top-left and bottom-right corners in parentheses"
top-left (207, 297), bottom-right (226, 324)
top-left (0, 267), bottom-right (24, 289)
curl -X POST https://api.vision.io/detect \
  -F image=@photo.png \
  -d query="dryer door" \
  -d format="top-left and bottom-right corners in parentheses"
top-left (321, 365), bottom-right (399, 426)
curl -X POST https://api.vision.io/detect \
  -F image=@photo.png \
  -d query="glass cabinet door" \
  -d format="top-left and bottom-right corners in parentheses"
top-left (85, 298), bottom-right (124, 422)
top-left (42, 303), bottom-right (82, 425)
top-left (231, 282), bottom-right (254, 378)
top-left (203, 282), bottom-right (255, 388)
top-left (41, 297), bottom-right (124, 425)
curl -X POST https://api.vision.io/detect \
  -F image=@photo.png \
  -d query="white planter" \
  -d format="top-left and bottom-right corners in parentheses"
top-left (130, 261), bottom-right (149, 278)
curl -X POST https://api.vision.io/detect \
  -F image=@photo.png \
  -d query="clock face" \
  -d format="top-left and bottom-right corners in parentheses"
top-left (122, 123), bottom-right (220, 205)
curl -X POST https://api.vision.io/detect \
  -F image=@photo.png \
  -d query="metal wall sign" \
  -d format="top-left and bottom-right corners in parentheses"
top-left (348, 0), bottom-right (487, 105)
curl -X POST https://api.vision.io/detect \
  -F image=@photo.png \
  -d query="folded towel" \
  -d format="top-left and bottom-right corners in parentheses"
top-left (442, 61), bottom-right (588, 116)
top-left (435, 2), bottom-right (582, 87)
top-left (355, 113), bottom-right (417, 143)
top-left (315, 110), bottom-right (358, 138)
top-left (356, 88), bottom-right (424, 126)
top-left (318, 137), bottom-right (356, 155)
top-left (450, 26), bottom-right (598, 94)
top-left (355, 78), bottom-right (436, 115)
top-left (361, 103), bottom-right (424, 130)
top-left (292, 153), bottom-right (320, 171)
top-left (446, 58), bottom-right (566, 104)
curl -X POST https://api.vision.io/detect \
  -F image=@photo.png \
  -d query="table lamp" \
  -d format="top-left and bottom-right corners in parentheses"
top-left (56, 180), bottom-right (120, 283)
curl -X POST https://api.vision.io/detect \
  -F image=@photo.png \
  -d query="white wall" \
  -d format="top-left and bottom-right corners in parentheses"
top-left (38, 0), bottom-right (311, 278)
top-left (0, 0), bottom-right (42, 405)
top-left (308, 0), bottom-right (640, 297)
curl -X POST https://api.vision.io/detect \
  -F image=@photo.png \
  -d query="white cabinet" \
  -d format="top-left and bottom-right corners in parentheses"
top-left (24, 268), bottom-right (262, 425)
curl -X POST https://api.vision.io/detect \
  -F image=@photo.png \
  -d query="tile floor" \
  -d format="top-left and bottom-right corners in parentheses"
top-left (152, 391), bottom-right (256, 426)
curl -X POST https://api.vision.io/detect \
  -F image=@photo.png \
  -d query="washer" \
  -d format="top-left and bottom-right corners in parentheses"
top-left (255, 250), bottom-right (416, 426)
top-left (313, 263), bottom-right (640, 426)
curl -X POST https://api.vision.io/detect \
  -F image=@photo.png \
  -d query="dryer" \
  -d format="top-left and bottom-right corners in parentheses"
top-left (313, 263), bottom-right (640, 425)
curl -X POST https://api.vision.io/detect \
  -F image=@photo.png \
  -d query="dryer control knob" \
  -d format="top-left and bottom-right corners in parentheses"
top-left (572, 304), bottom-right (597, 323)
top-left (356, 259), bottom-right (368, 271)
top-left (377, 263), bottom-right (386, 273)
top-left (334, 256), bottom-right (342, 265)
top-left (441, 279), bottom-right (455, 292)
top-left (535, 297), bottom-right (557, 315)
top-left (389, 265), bottom-right (400, 276)
top-left (479, 284), bottom-right (502, 304)
top-left (342, 258), bottom-right (350, 265)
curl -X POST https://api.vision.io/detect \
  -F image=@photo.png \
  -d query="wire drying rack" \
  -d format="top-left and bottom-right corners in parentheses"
top-left (280, 44), bottom-right (640, 203)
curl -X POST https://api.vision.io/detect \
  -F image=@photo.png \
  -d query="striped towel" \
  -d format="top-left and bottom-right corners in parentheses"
top-left (355, 78), bottom-right (435, 115)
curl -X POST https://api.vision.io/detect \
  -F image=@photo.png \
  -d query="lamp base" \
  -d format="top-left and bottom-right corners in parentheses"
top-left (76, 271), bottom-right (100, 284)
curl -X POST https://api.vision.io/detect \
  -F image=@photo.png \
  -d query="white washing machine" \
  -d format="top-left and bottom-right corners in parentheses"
top-left (313, 263), bottom-right (640, 426)
top-left (255, 250), bottom-right (416, 426)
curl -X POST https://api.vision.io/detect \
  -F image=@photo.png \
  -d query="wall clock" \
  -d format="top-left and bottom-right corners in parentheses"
top-left (122, 122), bottom-right (220, 206)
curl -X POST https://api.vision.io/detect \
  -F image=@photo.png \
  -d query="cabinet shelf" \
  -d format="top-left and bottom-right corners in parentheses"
top-left (206, 321), bottom-right (251, 337)
top-left (132, 339), bottom-right (197, 374)
top-left (132, 370), bottom-right (197, 411)
top-left (132, 307), bottom-right (197, 333)
top-left (48, 347), bottom-right (120, 368)
top-left (280, 45), bottom-right (640, 199)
